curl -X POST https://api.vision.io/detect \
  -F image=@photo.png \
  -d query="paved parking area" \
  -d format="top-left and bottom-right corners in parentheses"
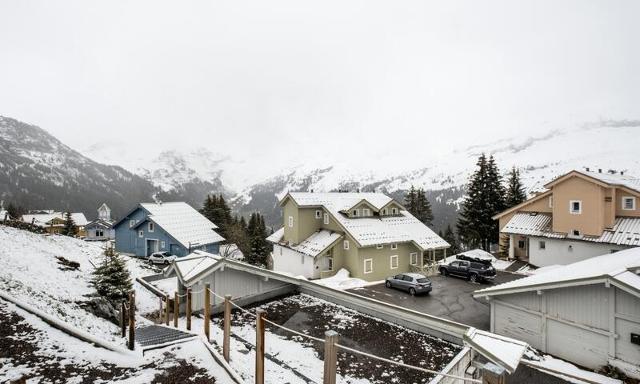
top-left (347, 271), bottom-right (524, 331)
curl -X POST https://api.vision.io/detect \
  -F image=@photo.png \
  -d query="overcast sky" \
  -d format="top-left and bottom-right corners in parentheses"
top-left (1, 0), bottom-right (639, 172)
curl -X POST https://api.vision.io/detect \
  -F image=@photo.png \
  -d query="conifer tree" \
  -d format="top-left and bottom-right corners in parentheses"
top-left (91, 246), bottom-right (132, 305)
top-left (504, 166), bottom-right (527, 208)
top-left (404, 186), bottom-right (418, 215)
top-left (457, 154), bottom-right (506, 251)
top-left (61, 211), bottom-right (78, 237)
top-left (443, 224), bottom-right (461, 255)
top-left (415, 188), bottom-right (434, 226)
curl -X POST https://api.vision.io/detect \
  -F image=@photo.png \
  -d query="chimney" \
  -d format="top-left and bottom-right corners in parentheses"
top-left (598, 168), bottom-right (602, 173)
top-left (585, 167), bottom-right (590, 172)
top-left (621, 171), bottom-right (625, 176)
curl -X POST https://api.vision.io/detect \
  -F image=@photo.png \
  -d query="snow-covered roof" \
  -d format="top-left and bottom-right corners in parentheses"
top-left (464, 329), bottom-right (528, 374)
top-left (474, 246), bottom-right (640, 297)
top-left (502, 212), bottom-right (640, 246)
top-left (292, 230), bottom-right (343, 257)
top-left (139, 202), bottom-right (224, 248)
top-left (266, 227), bottom-right (284, 243)
top-left (577, 169), bottom-right (640, 192)
top-left (21, 212), bottom-right (89, 227)
top-left (282, 192), bottom-right (449, 250)
top-left (284, 192), bottom-right (395, 211)
top-left (167, 253), bottom-right (223, 284)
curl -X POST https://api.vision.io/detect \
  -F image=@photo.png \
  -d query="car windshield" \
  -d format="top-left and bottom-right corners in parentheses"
top-left (416, 278), bottom-right (430, 284)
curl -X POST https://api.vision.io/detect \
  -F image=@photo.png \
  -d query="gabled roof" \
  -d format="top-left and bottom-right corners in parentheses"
top-left (165, 253), bottom-right (223, 285)
top-left (279, 192), bottom-right (448, 250)
top-left (114, 202), bottom-right (223, 248)
top-left (545, 169), bottom-right (640, 193)
top-left (139, 202), bottom-right (223, 248)
top-left (464, 329), bottom-right (528, 374)
top-left (474, 246), bottom-right (640, 298)
top-left (492, 190), bottom-right (552, 220)
top-left (85, 218), bottom-right (114, 228)
top-left (21, 212), bottom-right (88, 227)
top-left (269, 228), bottom-right (343, 257)
top-left (502, 212), bottom-right (640, 246)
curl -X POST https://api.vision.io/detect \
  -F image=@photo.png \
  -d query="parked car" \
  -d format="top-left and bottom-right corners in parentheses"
top-left (385, 273), bottom-right (432, 295)
top-left (148, 251), bottom-right (177, 265)
top-left (439, 259), bottom-right (496, 283)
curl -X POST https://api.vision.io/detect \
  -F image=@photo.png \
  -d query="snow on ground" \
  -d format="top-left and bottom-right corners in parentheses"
top-left (150, 277), bottom-right (179, 296)
top-left (0, 226), bottom-right (159, 345)
top-left (0, 299), bottom-right (234, 384)
top-left (524, 350), bottom-right (621, 384)
top-left (313, 268), bottom-right (381, 290)
top-left (439, 249), bottom-right (514, 271)
top-left (176, 294), bottom-right (460, 384)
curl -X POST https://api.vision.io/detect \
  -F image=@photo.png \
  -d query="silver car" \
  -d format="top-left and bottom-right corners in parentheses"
top-left (385, 273), bottom-right (432, 295)
top-left (148, 251), bottom-right (177, 265)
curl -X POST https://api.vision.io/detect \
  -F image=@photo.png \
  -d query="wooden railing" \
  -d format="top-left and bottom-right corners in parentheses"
top-left (409, 262), bottom-right (440, 276)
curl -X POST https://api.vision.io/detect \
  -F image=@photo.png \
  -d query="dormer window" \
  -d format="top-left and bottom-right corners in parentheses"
top-left (315, 210), bottom-right (322, 219)
top-left (129, 220), bottom-right (136, 228)
top-left (623, 196), bottom-right (636, 211)
top-left (569, 200), bottom-right (582, 215)
top-left (391, 207), bottom-right (398, 215)
top-left (352, 209), bottom-right (359, 217)
top-left (362, 208), bottom-right (370, 217)
top-left (381, 208), bottom-right (388, 215)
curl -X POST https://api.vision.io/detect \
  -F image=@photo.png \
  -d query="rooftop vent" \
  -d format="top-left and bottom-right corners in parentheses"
top-left (621, 171), bottom-right (625, 176)
top-left (598, 168), bottom-right (602, 173)
top-left (585, 167), bottom-right (590, 172)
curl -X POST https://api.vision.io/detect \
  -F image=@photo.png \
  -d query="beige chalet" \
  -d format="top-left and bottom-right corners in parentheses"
top-left (267, 192), bottom-right (449, 281)
top-left (494, 169), bottom-right (640, 267)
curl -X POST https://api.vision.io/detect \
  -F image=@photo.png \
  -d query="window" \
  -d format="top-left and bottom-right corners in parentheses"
top-left (381, 208), bottom-right (388, 215)
top-left (390, 255), bottom-right (398, 269)
top-left (376, 244), bottom-right (383, 250)
top-left (288, 216), bottom-right (294, 228)
top-left (391, 243), bottom-right (398, 250)
top-left (161, 241), bottom-right (165, 248)
top-left (402, 275), bottom-right (413, 281)
top-left (138, 230), bottom-right (143, 238)
top-left (539, 241), bottom-right (546, 250)
top-left (301, 254), bottom-right (305, 264)
top-left (327, 257), bottom-right (334, 271)
top-left (569, 200), bottom-right (582, 214)
top-left (362, 208), bottom-right (370, 217)
top-left (364, 259), bottom-right (373, 274)
top-left (572, 229), bottom-right (581, 236)
top-left (391, 207), bottom-right (398, 215)
top-left (518, 240), bottom-right (525, 249)
top-left (623, 196), bottom-right (636, 210)
top-left (96, 229), bottom-right (104, 237)
top-left (343, 240), bottom-right (350, 250)
top-left (409, 252), bottom-right (418, 265)
top-left (324, 213), bottom-right (329, 225)
top-left (129, 220), bottom-right (136, 228)
top-left (315, 210), bottom-right (322, 219)
top-left (549, 196), bottom-right (553, 208)
top-left (148, 222), bottom-right (154, 232)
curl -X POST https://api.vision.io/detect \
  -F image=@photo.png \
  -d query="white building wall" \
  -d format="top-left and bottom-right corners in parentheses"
top-left (528, 236), bottom-right (629, 267)
top-left (272, 244), bottom-right (319, 279)
top-left (491, 284), bottom-right (640, 375)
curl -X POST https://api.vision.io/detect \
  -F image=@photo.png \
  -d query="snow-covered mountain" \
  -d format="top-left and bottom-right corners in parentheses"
top-left (0, 116), bottom-right (157, 219)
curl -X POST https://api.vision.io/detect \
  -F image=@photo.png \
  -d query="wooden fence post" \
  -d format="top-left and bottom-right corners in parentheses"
top-left (121, 302), bottom-right (127, 337)
top-left (165, 295), bottom-right (170, 326)
top-left (204, 283), bottom-right (211, 341)
top-left (255, 309), bottom-right (266, 384)
top-left (223, 294), bottom-right (231, 362)
top-left (481, 362), bottom-right (506, 384)
top-left (128, 290), bottom-right (135, 351)
top-left (186, 288), bottom-right (192, 331)
top-left (158, 297), bottom-right (163, 324)
top-left (174, 292), bottom-right (179, 328)
top-left (323, 330), bottom-right (338, 384)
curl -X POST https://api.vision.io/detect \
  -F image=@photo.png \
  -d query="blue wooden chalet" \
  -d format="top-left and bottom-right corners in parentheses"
top-left (113, 202), bottom-right (224, 257)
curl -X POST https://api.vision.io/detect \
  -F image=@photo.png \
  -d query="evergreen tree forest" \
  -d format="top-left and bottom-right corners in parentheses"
top-left (201, 194), bottom-right (272, 267)
top-left (404, 186), bottom-right (434, 226)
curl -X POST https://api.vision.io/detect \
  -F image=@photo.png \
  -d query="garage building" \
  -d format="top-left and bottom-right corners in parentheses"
top-left (474, 247), bottom-right (640, 379)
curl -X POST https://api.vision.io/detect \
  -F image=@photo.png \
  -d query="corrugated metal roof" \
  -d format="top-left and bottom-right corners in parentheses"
top-left (475, 246), bottom-right (640, 297)
top-left (502, 213), bottom-right (640, 246)
top-left (582, 170), bottom-right (640, 192)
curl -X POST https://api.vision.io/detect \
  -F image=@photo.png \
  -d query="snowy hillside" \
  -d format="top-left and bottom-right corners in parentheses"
top-left (0, 226), bottom-right (158, 345)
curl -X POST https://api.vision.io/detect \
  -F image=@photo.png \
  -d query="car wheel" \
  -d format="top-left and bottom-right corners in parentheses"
top-left (470, 273), bottom-right (478, 283)
top-left (385, 281), bottom-right (392, 288)
top-left (409, 288), bottom-right (416, 296)
top-left (440, 268), bottom-right (448, 276)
